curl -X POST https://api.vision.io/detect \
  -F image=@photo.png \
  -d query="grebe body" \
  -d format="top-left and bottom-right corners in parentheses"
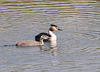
top-left (16, 35), bottom-right (50, 46)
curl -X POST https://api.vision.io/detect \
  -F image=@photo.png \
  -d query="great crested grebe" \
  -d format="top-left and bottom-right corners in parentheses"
top-left (16, 35), bottom-right (50, 46)
top-left (35, 24), bottom-right (62, 42)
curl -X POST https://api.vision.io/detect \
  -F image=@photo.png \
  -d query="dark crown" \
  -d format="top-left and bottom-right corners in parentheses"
top-left (51, 24), bottom-right (58, 27)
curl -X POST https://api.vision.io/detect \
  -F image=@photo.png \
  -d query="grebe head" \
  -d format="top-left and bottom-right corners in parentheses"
top-left (49, 24), bottom-right (62, 31)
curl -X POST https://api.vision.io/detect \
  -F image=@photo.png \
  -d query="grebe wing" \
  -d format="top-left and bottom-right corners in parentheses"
top-left (35, 32), bottom-right (51, 41)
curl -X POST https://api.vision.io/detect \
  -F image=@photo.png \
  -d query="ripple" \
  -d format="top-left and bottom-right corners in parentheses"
top-left (0, 0), bottom-right (100, 72)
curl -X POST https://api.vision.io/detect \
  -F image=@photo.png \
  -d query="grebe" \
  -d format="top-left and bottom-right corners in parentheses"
top-left (48, 24), bottom-right (62, 41)
top-left (35, 24), bottom-right (62, 41)
top-left (16, 35), bottom-right (50, 46)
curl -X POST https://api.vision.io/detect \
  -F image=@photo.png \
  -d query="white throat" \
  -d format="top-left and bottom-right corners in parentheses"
top-left (48, 30), bottom-right (57, 41)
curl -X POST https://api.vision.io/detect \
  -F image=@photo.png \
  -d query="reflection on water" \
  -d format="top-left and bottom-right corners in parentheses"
top-left (50, 47), bottom-right (58, 56)
top-left (39, 45), bottom-right (58, 56)
top-left (0, 0), bottom-right (100, 72)
top-left (50, 40), bottom-right (57, 47)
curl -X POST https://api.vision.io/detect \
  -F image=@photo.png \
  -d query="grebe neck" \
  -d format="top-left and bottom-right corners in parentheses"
top-left (48, 30), bottom-right (57, 41)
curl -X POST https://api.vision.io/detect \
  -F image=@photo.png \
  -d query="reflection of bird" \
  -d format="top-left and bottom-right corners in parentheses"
top-left (35, 24), bottom-right (62, 42)
top-left (16, 35), bottom-right (50, 46)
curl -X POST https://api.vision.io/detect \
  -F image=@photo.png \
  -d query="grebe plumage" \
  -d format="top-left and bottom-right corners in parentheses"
top-left (16, 35), bottom-right (50, 46)
top-left (35, 24), bottom-right (62, 42)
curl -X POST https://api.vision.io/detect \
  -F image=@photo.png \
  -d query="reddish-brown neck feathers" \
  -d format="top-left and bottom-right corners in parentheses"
top-left (49, 26), bottom-right (55, 31)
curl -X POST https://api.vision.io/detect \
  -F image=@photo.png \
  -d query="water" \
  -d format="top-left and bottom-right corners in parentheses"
top-left (0, 0), bottom-right (100, 72)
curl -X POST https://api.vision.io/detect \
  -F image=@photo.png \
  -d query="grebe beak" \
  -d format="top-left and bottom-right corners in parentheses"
top-left (58, 28), bottom-right (62, 31)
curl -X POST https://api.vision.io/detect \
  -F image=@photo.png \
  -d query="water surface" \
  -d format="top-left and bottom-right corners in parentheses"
top-left (0, 0), bottom-right (100, 72)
